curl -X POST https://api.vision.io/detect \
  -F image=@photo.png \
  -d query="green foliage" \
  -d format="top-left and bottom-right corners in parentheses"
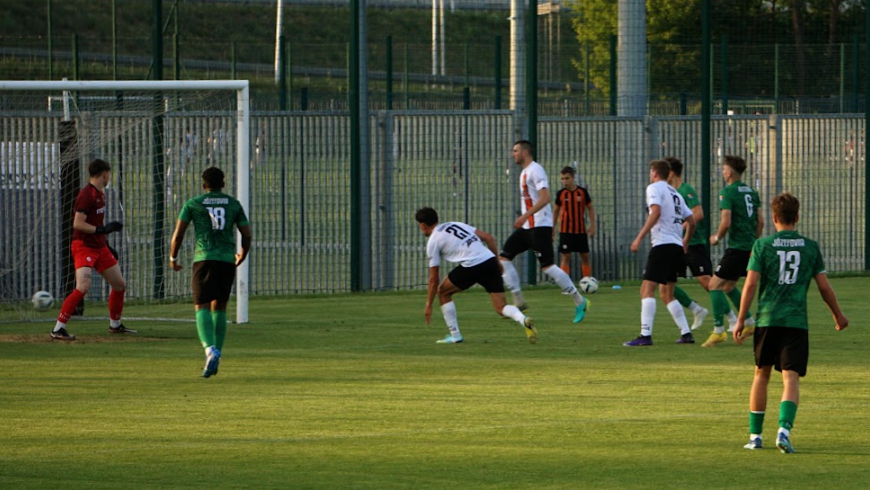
top-left (1, 278), bottom-right (868, 488)
top-left (568, 0), bottom-right (868, 99)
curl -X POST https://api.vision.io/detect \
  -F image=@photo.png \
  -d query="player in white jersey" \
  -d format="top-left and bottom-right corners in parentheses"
top-left (499, 140), bottom-right (589, 323)
top-left (416, 207), bottom-right (538, 344)
top-left (624, 159), bottom-right (697, 347)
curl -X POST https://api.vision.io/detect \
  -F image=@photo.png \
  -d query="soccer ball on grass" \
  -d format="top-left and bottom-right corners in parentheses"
top-left (32, 291), bottom-right (54, 311)
top-left (578, 276), bottom-right (599, 294)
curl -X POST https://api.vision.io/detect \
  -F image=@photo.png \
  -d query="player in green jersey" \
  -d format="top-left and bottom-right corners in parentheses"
top-left (666, 157), bottom-right (730, 332)
top-left (169, 167), bottom-right (252, 378)
top-left (703, 155), bottom-right (762, 347)
top-left (733, 193), bottom-right (848, 453)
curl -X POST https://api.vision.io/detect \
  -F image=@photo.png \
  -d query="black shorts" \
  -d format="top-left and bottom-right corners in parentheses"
top-left (678, 243), bottom-right (713, 278)
top-left (500, 227), bottom-right (555, 268)
top-left (447, 257), bottom-right (505, 293)
top-left (642, 244), bottom-right (684, 284)
top-left (753, 327), bottom-right (809, 377)
top-left (714, 248), bottom-right (751, 281)
top-left (192, 260), bottom-right (236, 304)
top-left (559, 232), bottom-right (590, 255)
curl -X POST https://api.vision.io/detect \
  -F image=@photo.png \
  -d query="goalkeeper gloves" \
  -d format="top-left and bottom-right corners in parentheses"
top-left (95, 221), bottom-right (124, 234)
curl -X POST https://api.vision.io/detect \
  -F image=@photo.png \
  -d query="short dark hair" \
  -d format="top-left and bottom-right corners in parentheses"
top-left (664, 157), bottom-right (683, 177)
top-left (771, 192), bottom-right (800, 225)
top-left (649, 159), bottom-right (670, 179)
top-left (415, 206), bottom-right (438, 226)
top-left (723, 155), bottom-right (747, 174)
top-left (88, 159), bottom-right (111, 177)
top-left (560, 166), bottom-right (575, 176)
top-left (202, 166), bottom-right (225, 190)
top-left (514, 140), bottom-right (534, 155)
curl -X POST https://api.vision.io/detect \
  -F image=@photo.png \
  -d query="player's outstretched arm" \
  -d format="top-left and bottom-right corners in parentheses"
top-left (815, 273), bottom-right (849, 331)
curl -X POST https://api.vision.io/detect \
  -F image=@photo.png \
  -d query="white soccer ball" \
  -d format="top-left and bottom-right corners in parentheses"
top-left (32, 291), bottom-right (54, 311)
top-left (578, 276), bottom-right (599, 294)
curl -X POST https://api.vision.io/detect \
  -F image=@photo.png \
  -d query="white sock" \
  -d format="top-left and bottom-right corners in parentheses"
top-left (714, 325), bottom-right (725, 334)
top-left (689, 301), bottom-right (705, 314)
top-left (667, 299), bottom-right (691, 335)
top-left (500, 260), bottom-right (526, 306)
top-left (501, 304), bottom-right (526, 324)
top-left (641, 297), bottom-right (656, 337)
top-left (544, 266), bottom-right (584, 306)
top-left (205, 345), bottom-right (218, 357)
top-left (53, 321), bottom-right (66, 332)
top-left (110, 319), bottom-right (121, 328)
top-left (441, 302), bottom-right (462, 338)
top-left (726, 310), bottom-right (738, 325)
top-left (750, 433), bottom-right (762, 440)
top-left (778, 428), bottom-right (790, 438)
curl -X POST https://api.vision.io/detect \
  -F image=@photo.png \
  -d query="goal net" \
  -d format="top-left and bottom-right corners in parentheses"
top-left (0, 80), bottom-right (251, 323)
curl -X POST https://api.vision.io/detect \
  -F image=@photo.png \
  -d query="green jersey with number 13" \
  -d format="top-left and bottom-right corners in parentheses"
top-left (179, 191), bottom-right (249, 263)
top-left (747, 230), bottom-right (825, 330)
top-left (718, 180), bottom-right (761, 251)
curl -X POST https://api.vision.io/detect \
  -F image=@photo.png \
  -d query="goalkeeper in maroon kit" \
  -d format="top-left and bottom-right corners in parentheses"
top-left (51, 159), bottom-right (135, 340)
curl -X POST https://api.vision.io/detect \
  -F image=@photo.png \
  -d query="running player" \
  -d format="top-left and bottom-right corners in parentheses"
top-left (703, 155), bottom-right (761, 347)
top-left (169, 167), bottom-right (252, 378)
top-left (416, 207), bottom-right (537, 344)
top-left (499, 141), bottom-right (589, 323)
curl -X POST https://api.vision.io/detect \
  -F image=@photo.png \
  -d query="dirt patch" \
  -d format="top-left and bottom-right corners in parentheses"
top-left (0, 334), bottom-right (173, 344)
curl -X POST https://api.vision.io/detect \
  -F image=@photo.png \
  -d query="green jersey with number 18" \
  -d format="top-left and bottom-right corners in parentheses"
top-left (179, 191), bottom-right (249, 263)
top-left (747, 230), bottom-right (825, 330)
top-left (718, 180), bottom-right (761, 251)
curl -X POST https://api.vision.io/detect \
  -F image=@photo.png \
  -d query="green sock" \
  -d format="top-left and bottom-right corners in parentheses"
top-left (674, 286), bottom-right (692, 308)
top-left (749, 411), bottom-right (765, 435)
top-left (213, 310), bottom-right (227, 351)
top-left (196, 308), bottom-right (216, 349)
top-left (726, 287), bottom-right (752, 320)
top-left (710, 290), bottom-right (729, 328)
top-left (779, 401), bottom-right (798, 431)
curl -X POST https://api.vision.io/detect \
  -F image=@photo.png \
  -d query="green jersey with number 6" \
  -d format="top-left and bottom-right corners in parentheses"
top-left (179, 191), bottom-right (249, 263)
top-left (677, 182), bottom-right (707, 247)
top-left (747, 230), bottom-right (825, 330)
top-left (718, 180), bottom-right (761, 251)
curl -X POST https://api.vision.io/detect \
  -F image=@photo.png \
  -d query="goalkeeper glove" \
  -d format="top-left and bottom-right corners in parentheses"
top-left (95, 221), bottom-right (124, 234)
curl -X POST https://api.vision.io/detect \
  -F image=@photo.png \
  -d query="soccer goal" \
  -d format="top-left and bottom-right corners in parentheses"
top-left (0, 80), bottom-right (251, 323)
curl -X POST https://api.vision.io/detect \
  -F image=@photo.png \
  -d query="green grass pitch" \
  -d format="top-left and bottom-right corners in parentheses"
top-left (1, 277), bottom-right (868, 489)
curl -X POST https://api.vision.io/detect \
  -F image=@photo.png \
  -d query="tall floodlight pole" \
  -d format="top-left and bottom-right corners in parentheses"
top-left (275, 0), bottom-right (284, 83)
top-left (617, 0), bottom-right (646, 116)
top-left (865, 0), bottom-right (870, 270)
top-left (350, 0), bottom-right (371, 291)
top-left (701, 0), bottom-right (711, 256)
top-left (510, 0), bottom-right (525, 120)
top-left (439, 0), bottom-right (446, 75)
top-left (432, 0), bottom-right (438, 75)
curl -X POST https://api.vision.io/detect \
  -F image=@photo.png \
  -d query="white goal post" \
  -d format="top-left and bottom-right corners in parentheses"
top-left (0, 80), bottom-right (251, 323)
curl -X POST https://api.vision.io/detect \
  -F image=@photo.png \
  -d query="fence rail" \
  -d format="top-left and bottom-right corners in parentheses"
top-left (1, 110), bottom-right (865, 304)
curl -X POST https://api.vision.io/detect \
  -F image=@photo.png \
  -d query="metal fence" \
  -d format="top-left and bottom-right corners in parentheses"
top-left (1, 110), bottom-right (865, 304)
